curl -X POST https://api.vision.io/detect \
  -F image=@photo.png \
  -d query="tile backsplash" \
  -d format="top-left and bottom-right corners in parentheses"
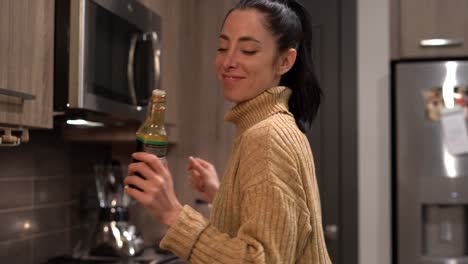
top-left (0, 129), bottom-right (110, 264)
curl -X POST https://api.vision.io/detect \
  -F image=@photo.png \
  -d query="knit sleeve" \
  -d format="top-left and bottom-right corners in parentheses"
top-left (159, 183), bottom-right (312, 263)
top-left (160, 122), bottom-right (315, 263)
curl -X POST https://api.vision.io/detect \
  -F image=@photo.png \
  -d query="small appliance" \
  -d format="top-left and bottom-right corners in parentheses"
top-left (90, 160), bottom-right (144, 257)
top-left (54, 0), bottom-right (162, 123)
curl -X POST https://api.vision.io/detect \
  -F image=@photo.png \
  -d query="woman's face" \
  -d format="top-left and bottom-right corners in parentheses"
top-left (215, 9), bottom-right (283, 103)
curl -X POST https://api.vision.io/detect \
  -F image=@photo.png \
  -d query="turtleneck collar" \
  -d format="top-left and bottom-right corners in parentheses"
top-left (224, 86), bottom-right (293, 135)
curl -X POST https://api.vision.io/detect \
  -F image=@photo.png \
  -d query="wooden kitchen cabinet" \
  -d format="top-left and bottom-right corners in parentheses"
top-left (0, 0), bottom-right (54, 128)
top-left (394, 0), bottom-right (468, 59)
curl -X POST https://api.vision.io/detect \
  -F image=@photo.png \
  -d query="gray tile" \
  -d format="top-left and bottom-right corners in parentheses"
top-left (34, 178), bottom-right (69, 205)
top-left (69, 143), bottom-right (110, 174)
top-left (69, 203), bottom-right (85, 227)
top-left (0, 180), bottom-right (33, 209)
top-left (0, 210), bottom-right (35, 241)
top-left (0, 239), bottom-right (32, 264)
top-left (70, 172), bottom-right (96, 201)
top-left (69, 156), bottom-right (96, 175)
top-left (0, 147), bottom-right (35, 179)
top-left (68, 143), bottom-right (110, 203)
top-left (32, 131), bottom-right (70, 179)
top-left (28, 130), bottom-right (64, 149)
top-left (34, 150), bottom-right (69, 179)
top-left (33, 231), bottom-right (69, 264)
top-left (69, 169), bottom-right (99, 218)
top-left (34, 206), bottom-right (67, 234)
top-left (69, 173), bottom-right (82, 202)
top-left (69, 202), bottom-right (99, 233)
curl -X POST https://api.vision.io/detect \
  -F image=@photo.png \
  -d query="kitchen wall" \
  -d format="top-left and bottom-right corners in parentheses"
top-left (358, 0), bottom-right (391, 263)
top-left (0, 129), bottom-right (111, 264)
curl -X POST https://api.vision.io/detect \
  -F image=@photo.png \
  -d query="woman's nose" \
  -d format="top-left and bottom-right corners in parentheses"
top-left (222, 52), bottom-right (237, 69)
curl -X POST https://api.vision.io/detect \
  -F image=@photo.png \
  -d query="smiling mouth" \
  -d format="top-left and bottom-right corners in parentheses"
top-left (223, 75), bottom-right (245, 80)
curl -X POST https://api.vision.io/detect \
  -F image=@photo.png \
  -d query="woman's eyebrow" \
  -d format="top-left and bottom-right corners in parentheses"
top-left (219, 34), bottom-right (261, 43)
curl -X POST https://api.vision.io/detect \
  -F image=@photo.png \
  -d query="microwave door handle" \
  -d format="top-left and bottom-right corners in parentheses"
top-left (127, 34), bottom-right (138, 106)
top-left (149, 32), bottom-right (161, 91)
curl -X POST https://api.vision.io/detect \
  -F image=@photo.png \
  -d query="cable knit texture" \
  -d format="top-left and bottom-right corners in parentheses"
top-left (160, 86), bottom-right (331, 263)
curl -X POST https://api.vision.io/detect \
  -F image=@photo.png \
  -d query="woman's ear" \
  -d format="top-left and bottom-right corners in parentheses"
top-left (276, 48), bottom-right (297, 76)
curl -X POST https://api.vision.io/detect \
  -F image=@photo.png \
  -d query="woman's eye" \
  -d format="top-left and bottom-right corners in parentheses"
top-left (217, 48), bottom-right (227, 53)
top-left (242, 50), bottom-right (257, 55)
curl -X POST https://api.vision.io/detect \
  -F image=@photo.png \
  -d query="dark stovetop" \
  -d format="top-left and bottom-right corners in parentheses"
top-left (44, 248), bottom-right (187, 264)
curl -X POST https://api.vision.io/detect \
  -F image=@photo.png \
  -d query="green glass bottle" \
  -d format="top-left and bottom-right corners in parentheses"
top-left (135, 89), bottom-right (168, 159)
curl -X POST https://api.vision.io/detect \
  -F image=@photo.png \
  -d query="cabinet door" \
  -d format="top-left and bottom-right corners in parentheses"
top-left (400, 0), bottom-right (468, 58)
top-left (0, 0), bottom-right (54, 128)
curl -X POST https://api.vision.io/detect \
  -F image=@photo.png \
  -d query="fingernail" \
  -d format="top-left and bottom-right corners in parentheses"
top-left (189, 156), bottom-right (194, 160)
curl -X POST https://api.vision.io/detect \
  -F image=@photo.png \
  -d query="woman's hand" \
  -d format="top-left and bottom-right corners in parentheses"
top-left (187, 156), bottom-right (220, 203)
top-left (124, 152), bottom-right (182, 226)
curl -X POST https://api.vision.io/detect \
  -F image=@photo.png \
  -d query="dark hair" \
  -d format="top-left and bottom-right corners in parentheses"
top-left (226, 0), bottom-right (322, 132)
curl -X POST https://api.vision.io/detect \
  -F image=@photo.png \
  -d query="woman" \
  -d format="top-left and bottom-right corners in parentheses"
top-left (124, 0), bottom-right (331, 263)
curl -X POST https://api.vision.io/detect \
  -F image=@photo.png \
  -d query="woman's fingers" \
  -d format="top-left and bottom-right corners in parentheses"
top-left (188, 157), bottom-right (208, 175)
top-left (124, 175), bottom-right (149, 192)
top-left (129, 161), bottom-right (164, 185)
top-left (187, 156), bottom-right (196, 170)
top-left (188, 167), bottom-right (201, 178)
top-left (124, 186), bottom-right (151, 206)
top-left (188, 175), bottom-right (199, 190)
top-left (187, 156), bottom-right (218, 202)
top-left (188, 172), bottom-right (204, 192)
top-left (128, 162), bottom-right (149, 179)
top-left (132, 152), bottom-right (169, 178)
top-left (195, 157), bottom-right (211, 169)
top-left (187, 157), bottom-right (205, 180)
top-left (125, 153), bottom-right (182, 226)
top-left (187, 157), bottom-right (202, 174)
top-left (126, 161), bottom-right (166, 198)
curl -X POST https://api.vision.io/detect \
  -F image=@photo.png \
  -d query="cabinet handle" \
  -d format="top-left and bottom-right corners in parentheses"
top-left (420, 38), bottom-right (464, 48)
top-left (0, 88), bottom-right (36, 100)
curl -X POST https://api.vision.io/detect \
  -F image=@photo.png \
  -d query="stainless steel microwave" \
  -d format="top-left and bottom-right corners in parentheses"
top-left (54, 0), bottom-right (162, 123)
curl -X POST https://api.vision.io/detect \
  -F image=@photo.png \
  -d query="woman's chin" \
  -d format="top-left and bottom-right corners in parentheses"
top-left (222, 90), bottom-right (241, 103)
top-left (224, 95), bottom-right (240, 103)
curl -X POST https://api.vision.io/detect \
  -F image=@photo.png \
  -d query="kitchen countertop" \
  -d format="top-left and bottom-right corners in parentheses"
top-left (45, 248), bottom-right (187, 264)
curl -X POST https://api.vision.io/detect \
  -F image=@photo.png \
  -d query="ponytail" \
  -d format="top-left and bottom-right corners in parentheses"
top-left (232, 0), bottom-right (322, 132)
top-left (280, 1), bottom-right (321, 131)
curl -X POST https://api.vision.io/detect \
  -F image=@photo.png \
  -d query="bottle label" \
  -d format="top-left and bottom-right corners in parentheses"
top-left (143, 142), bottom-right (168, 158)
top-left (136, 137), bottom-right (168, 158)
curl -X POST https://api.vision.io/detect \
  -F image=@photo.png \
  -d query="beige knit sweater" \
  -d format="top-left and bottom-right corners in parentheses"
top-left (160, 86), bottom-right (331, 263)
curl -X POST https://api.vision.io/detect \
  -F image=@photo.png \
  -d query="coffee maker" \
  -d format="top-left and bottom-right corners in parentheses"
top-left (89, 160), bottom-right (144, 257)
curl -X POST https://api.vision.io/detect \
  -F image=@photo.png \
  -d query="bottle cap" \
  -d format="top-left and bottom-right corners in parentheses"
top-left (152, 89), bottom-right (166, 96)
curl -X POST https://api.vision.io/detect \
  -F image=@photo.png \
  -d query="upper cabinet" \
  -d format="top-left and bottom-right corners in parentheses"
top-left (0, 0), bottom-right (54, 128)
top-left (393, 0), bottom-right (468, 59)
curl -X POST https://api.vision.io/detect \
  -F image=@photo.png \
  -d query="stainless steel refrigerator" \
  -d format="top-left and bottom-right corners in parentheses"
top-left (392, 59), bottom-right (468, 264)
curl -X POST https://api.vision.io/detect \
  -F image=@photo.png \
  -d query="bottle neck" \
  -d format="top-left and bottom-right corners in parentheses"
top-left (147, 100), bottom-right (166, 125)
